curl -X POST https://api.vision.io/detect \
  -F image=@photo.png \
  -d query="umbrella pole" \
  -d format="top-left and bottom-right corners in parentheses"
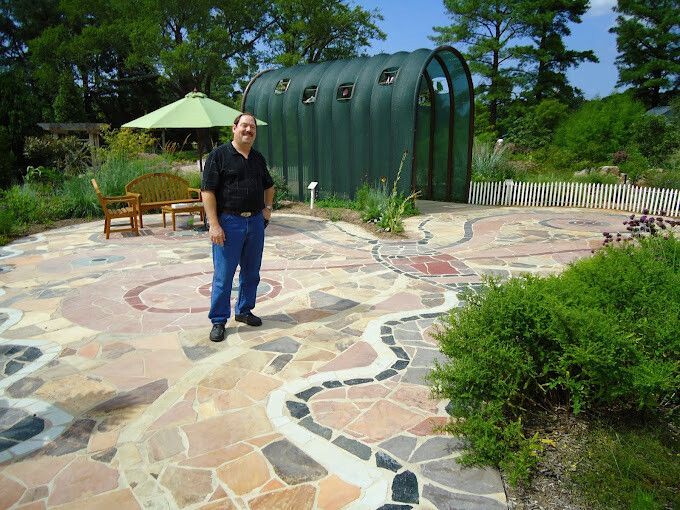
top-left (196, 128), bottom-right (203, 174)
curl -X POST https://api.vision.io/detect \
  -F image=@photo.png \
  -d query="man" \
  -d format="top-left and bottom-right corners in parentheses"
top-left (201, 112), bottom-right (275, 342)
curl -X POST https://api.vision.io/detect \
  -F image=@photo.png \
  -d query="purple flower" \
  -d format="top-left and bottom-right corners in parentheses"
top-left (643, 208), bottom-right (649, 214)
top-left (629, 214), bottom-right (635, 220)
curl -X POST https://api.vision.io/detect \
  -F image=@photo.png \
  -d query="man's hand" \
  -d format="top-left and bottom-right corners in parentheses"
top-left (209, 223), bottom-right (225, 246)
top-left (263, 207), bottom-right (272, 222)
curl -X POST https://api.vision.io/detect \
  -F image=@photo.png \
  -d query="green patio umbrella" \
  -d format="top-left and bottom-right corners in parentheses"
top-left (122, 91), bottom-right (267, 171)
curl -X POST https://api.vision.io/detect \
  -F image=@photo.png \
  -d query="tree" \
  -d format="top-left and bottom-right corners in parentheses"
top-left (514, 0), bottom-right (597, 104)
top-left (127, 0), bottom-right (275, 100)
top-left (432, 0), bottom-right (527, 133)
top-left (610, 0), bottom-right (680, 107)
top-left (268, 0), bottom-right (385, 67)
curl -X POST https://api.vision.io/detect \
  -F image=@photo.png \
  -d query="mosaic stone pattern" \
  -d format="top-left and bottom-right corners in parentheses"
top-left (0, 206), bottom-right (623, 508)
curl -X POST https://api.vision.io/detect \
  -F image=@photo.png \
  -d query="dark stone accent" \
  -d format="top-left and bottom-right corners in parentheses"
top-left (421, 312), bottom-right (441, 319)
top-left (295, 386), bottom-right (324, 401)
top-left (309, 290), bottom-right (358, 312)
top-left (375, 451), bottom-right (401, 472)
top-left (182, 345), bottom-right (216, 361)
top-left (322, 380), bottom-right (343, 389)
top-left (0, 438), bottom-right (18, 451)
top-left (0, 345), bottom-right (22, 356)
top-left (380, 326), bottom-right (391, 335)
top-left (343, 378), bottom-right (373, 386)
top-left (401, 315), bottom-right (419, 321)
top-left (42, 419), bottom-right (96, 456)
top-left (391, 360), bottom-right (409, 370)
top-left (6, 377), bottom-right (44, 398)
top-left (269, 354), bottom-right (293, 373)
top-left (376, 505), bottom-right (412, 510)
top-left (381, 335), bottom-right (395, 345)
top-left (375, 369), bottom-right (398, 381)
top-left (253, 337), bottom-right (300, 353)
top-left (385, 321), bottom-right (400, 326)
top-left (332, 435), bottom-right (371, 460)
top-left (91, 379), bottom-right (168, 412)
top-left (5, 360), bottom-right (24, 375)
top-left (1, 415), bottom-right (45, 441)
top-left (92, 447), bottom-right (117, 463)
top-left (390, 347), bottom-right (409, 360)
top-left (299, 416), bottom-right (332, 440)
top-left (445, 401), bottom-right (453, 415)
top-left (422, 484), bottom-right (506, 509)
top-left (262, 439), bottom-right (328, 484)
top-left (392, 470), bottom-right (419, 504)
top-left (285, 401), bottom-right (310, 419)
top-left (17, 347), bottom-right (42, 362)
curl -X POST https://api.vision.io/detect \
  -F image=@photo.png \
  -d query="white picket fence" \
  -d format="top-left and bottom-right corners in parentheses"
top-left (468, 180), bottom-right (680, 217)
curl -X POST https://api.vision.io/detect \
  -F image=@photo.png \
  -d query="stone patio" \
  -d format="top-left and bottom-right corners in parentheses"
top-left (0, 202), bottom-right (624, 509)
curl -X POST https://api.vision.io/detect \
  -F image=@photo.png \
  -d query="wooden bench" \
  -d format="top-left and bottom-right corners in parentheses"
top-left (125, 173), bottom-right (201, 228)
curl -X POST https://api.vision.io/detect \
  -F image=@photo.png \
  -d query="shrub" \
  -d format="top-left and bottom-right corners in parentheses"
top-left (270, 171), bottom-right (291, 209)
top-left (23, 135), bottom-right (90, 176)
top-left (632, 114), bottom-right (680, 167)
top-left (25, 165), bottom-right (64, 187)
top-left (431, 230), bottom-right (680, 484)
top-left (355, 182), bottom-right (386, 221)
top-left (506, 99), bottom-right (570, 150)
top-left (552, 93), bottom-right (646, 166)
top-left (101, 127), bottom-right (156, 159)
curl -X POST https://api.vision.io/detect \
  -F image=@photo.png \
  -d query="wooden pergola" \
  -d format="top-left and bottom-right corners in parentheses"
top-left (37, 123), bottom-right (108, 147)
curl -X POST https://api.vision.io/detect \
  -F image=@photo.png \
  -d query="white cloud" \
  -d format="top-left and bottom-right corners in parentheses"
top-left (587, 0), bottom-right (617, 16)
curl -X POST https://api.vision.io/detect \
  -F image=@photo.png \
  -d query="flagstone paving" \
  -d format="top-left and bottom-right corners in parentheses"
top-left (0, 202), bottom-right (624, 509)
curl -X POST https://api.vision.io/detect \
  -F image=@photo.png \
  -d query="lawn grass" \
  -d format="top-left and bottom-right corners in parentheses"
top-left (571, 419), bottom-right (679, 509)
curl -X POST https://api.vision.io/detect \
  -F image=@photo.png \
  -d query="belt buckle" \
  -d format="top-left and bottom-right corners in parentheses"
top-left (241, 212), bottom-right (252, 217)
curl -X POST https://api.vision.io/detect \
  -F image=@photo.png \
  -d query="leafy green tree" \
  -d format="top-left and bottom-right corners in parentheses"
top-left (127, 0), bottom-right (274, 99)
top-left (52, 72), bottom-right (85, 122)
top-left (514, 0), bottom-right (597, 103)
top-left (432, 0), bottom-right (526, 133)
top-left (610, 0), bottom-right (680, 107)
top-left (268, 0), bottom-right (385, 67)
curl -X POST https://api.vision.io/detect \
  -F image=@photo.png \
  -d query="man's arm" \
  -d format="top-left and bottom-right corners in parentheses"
top-left (202, 190), bottom-right (224, 246)
top-left (263, 186), bottom-right (275, 222)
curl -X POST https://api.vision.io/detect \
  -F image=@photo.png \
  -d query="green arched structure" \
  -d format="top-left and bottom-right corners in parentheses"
top-left (242, 46), bottom-right (474, 202)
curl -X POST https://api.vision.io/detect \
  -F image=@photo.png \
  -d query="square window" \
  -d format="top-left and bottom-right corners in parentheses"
top-left (275, 79), bottom-right (290, 94)
top-left (337, 83), bottom-right (354, 101)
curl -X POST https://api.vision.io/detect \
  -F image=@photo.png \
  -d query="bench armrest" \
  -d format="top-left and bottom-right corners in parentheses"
top-left (188, 187), bottom-right (201, 198)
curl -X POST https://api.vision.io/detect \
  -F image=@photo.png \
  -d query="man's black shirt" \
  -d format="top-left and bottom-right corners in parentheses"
top-left (201, 142), bottom-right (274, 213)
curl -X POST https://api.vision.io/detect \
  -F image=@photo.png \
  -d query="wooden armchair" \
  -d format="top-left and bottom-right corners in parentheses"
top-left (91, 179), bottom-right (140, 239)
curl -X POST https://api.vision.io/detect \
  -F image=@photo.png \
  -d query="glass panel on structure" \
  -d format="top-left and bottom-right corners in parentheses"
top-left (274, 79), bottom-right (290, 94)
top-left (336, 83), bottom-right (354, 100)
top-left (302, 85), bottom-right (318, 104)
top-left (378, 67), bottom-right (399, 85)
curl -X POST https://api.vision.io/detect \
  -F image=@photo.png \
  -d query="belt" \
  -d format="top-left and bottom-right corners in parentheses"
top-left (223, 209), bottom-right (254, 217)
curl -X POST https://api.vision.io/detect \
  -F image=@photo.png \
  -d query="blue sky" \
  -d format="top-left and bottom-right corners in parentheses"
top-left (356, 0), bottom-right (620, 99)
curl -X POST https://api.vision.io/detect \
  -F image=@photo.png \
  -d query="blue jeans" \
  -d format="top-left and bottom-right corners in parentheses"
top-left (209, 211), bottom-right (265, 324)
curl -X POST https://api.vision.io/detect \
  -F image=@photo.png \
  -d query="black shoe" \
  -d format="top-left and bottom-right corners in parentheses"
top-left (234, 312), bottom-right (262, 327)
top-left (209, 323), bottom-right (226, 342)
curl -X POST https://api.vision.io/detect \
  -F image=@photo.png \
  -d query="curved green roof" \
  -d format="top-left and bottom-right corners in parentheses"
top-left (243, 46), bottom-right (474, 202)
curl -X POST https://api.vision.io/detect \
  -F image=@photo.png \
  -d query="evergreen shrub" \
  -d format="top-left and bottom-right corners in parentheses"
top-left (431, 228), bottom-right (679, 484)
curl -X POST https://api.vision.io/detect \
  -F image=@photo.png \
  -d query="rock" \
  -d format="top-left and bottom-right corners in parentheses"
top-left (598, 165), bottom-right (620, 176)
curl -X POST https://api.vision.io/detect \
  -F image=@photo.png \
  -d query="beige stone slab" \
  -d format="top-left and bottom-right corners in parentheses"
top-left (88, 429), bottom-right (120, 453)
top-left (51, 489), bottom-right (141, 510)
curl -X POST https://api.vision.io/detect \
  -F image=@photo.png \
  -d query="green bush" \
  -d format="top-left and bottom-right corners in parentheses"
top-left (101, 127), bottom-right (156, 159)
top-left (507, 99), bottom-right (570, 150)
top-left (632, 112), bottom-right (680, 167)
top-left (355, 183), bottom-right (385, 221)
top-left (431, 232), bottom-right (680, 484)
top-left (270, 171), bottom-right (291, 209)
top-left (23, 135), bottom-right (90, 176)
top-left (552, 93), bottom-right (646, 166)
